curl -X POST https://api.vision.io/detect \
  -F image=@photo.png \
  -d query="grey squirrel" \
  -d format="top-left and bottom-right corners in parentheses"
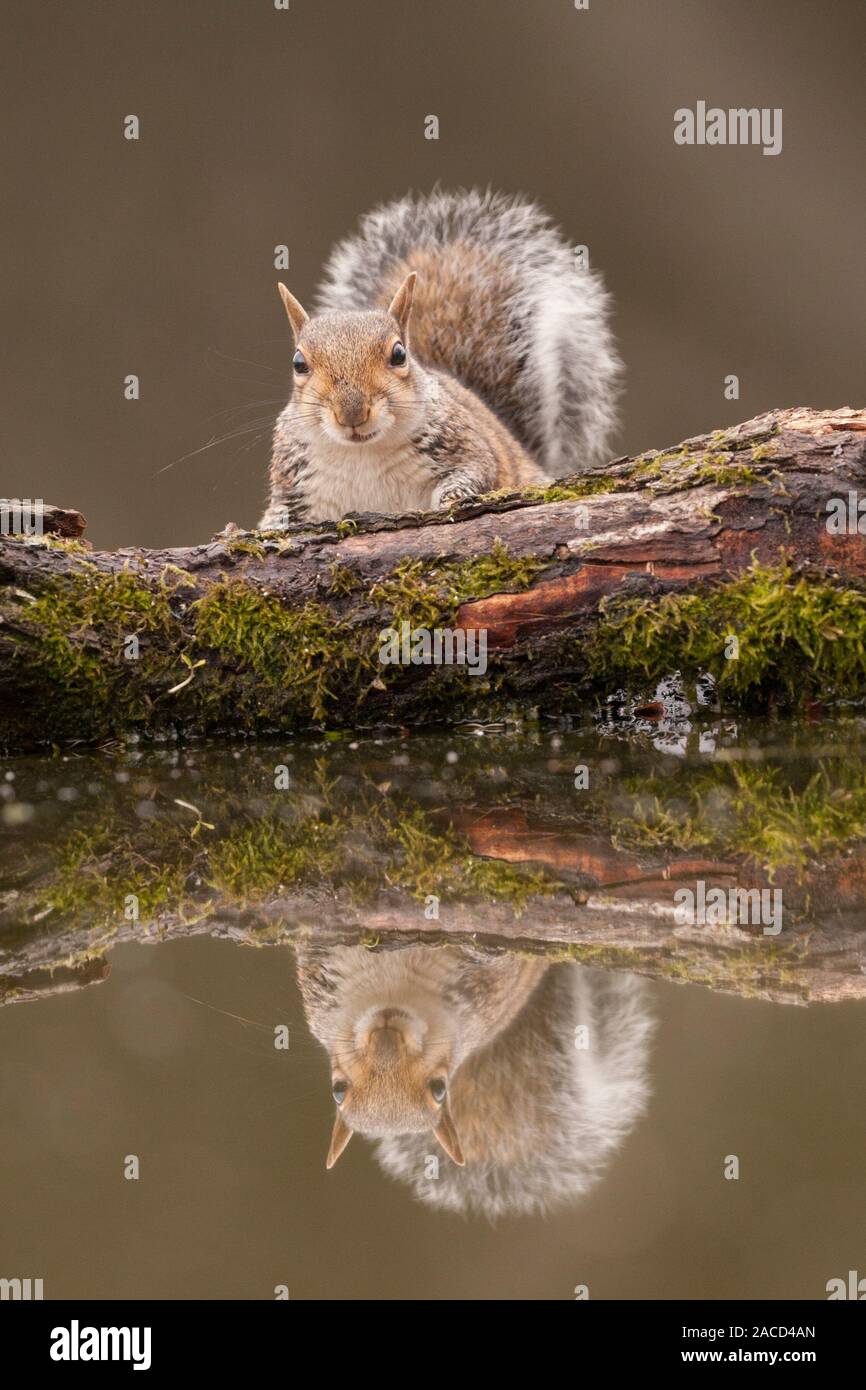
top-left (261, 189), bottom-right (621, 527)
top-left (295, 942), bottom-right (653, 1218)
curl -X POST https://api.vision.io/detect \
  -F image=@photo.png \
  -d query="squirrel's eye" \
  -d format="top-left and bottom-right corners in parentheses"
top-left (293, 350), bottom-right (310, 375)
top-left (429, 1078), bottom-right (447, 1105)
top-left (389, 342), bottom-right (407, 367)
top-left (332, 1080), bottom-right (348, 1106)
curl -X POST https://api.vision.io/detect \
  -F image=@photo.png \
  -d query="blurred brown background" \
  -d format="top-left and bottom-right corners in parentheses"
top-left (2, 0), bottom-right (864, 550)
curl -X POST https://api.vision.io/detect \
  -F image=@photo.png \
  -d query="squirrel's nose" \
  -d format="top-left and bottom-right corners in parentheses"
top-left (334, 391), bottom-right (369, 429)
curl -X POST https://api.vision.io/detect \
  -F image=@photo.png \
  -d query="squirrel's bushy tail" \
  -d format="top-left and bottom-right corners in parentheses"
top-left (316, 187), bottom-right (621, 474)
top-left (374, 966), bottom-right (653, 1219)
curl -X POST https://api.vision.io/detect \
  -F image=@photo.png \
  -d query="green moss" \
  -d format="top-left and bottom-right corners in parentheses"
top-left (631, 456), bottom-right (666, 480)
top-left (620, 436), bottom-right (781, 494)
top-left (634, 448), bottom-right (766, 491)
top-left (10, 492), bottom-right (865, 748)
top-left (37, 783), bottom-right (558, 930)
top-left (256, 530), bottom-right (298, 551)
top-left (722, 764), bottom-right (866, 877)
top-left (44, 821), bottom-right (194, 924)
top-left (159, 563), bottom-right (198, 590)
top-left (514, 476), bottom-right (622, 503)
top-left (21, 726), bottom-right (866, 997)
top-left (327, 562), bottom-right (364, 597)
top-left (587, 558), bottom-right (866, 704)
top-left (381, 804), bottom-right (555, 911)
top-left (207, 814), bottom-right (345, 902)
top-left (514, 938), bottom-right (807, 998)
top-left (490, 439), bottom-right (775, 510)
top-left (36, 535), bottom-right (92, 555)
top-left (191, 542), bottom-right (543, 726)
top-left (225, 537), bottom-right (266, 559)
top-left (691, 458), bottom-right (761, 487)
top-left (607, 753), bottom-right (866, 880)
top-left (1, 533), bottom-right (549, 746)
top-left (5, 565), bottom-right (185, 739)
top-left (370, 538), bottom-right (544, 628)
top-left (192, 582), bottom-right (369, 724)
top-left (534, 942), bottom-right (647, 968)
top-left (657, 940), bottom-right (808, 997)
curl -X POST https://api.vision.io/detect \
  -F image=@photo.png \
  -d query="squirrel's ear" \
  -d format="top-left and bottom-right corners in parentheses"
top-left (277, 283), bottom-right (308, 342)
top-left (325, 1112), bottom-right (353, 1170)
top-left (387, 272), bottom-right (416, 338)
top-left (433, 1104), bottom-right (465, 1167)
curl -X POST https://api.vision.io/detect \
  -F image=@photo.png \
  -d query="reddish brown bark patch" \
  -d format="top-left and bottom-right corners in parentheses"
top-left (457, 555), bottom-right (718, 647)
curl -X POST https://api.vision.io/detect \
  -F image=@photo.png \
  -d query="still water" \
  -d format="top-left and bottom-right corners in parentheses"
top-left (1, 713), bottom-right (865, 1299)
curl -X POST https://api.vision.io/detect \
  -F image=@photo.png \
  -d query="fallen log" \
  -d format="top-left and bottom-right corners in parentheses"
top-left (0, 500), bottom-right (87, 539)
top-left (2, 406), bottom-right (865, 750)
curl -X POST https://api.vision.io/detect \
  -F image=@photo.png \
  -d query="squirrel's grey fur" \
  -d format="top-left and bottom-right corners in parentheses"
top-left (296, 938), bottom-right (653, 1219)
top-left (374, 965), bottom-right (653, 1220)
top-left (262, 189), bottom-right (621, 527)
top-left (317, 188), bottom-right (621, 477)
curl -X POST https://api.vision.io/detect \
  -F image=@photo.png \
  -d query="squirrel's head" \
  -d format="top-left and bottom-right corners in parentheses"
top-left (325, 1003), bottom-right (465, 1171)
top-left (277, 274), bottom-right (423, 448)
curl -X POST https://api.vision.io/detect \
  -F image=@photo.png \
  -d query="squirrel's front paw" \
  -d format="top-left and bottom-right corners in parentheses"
top-left (432, 482), bottom-right (479, 510)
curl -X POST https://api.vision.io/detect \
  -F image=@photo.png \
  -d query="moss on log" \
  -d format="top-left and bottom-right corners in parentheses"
top-left (3, 726), bottom-right (866, 1007)
top-left (2, 407), bottom-right (865, 750)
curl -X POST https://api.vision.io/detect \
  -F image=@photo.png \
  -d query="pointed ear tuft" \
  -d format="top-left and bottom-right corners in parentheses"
top-left (434, 1105), bottom-right (465, 1167)
top-left (277, 283), bottom-right (308, 342)
top-left (326, 1112), bottom-right (353, 1170)
top-left (387, 272), bottom-right (416, 338)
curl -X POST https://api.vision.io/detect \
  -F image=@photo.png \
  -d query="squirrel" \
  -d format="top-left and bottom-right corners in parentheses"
top-left (260, 188), bottom-right (621, 528)
top-left (294, 942), bottom-right (653, 1218)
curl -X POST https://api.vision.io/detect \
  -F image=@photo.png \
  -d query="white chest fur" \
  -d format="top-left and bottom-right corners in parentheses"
top-left (298, 437), bottom-right (436, 521)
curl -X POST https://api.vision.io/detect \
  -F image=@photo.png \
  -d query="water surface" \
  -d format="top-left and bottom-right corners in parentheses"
top-left (1, 712), bottom-right (865, 1298)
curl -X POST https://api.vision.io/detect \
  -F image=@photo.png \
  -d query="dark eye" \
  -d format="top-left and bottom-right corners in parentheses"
top-left (429, 1078), bottom-right (447, 1105)
top-left (389, 342), bottom-right (407, 367)
top-left (293, 349), bottom-right (309, 375)
top-left (332, 1080), bottom-right (348, 1106)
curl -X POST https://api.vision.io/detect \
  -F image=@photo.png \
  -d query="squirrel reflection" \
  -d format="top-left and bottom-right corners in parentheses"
top-left (295, 944), bottom-right (654, 1218)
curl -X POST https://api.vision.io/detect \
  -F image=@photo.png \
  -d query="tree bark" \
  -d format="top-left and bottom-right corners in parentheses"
top-left (3, 817), bottom-right (864, 1009)
top-left (2, 406), bottom-right (865, 750)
